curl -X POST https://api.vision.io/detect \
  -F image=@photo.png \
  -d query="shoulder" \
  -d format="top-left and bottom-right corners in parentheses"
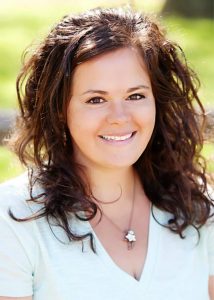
top-left (205, 184), bottom-right (214, 229)
top-left (0, 172), bottom-right (42, 220)
top-left (0, 173), bottom-right (29, 210)
top-left (0, 175), bottom-right (39, 297)
top-left (0, 172), bottom-right (30, 196)
top-left (0, 173), bottom-right (43, 264)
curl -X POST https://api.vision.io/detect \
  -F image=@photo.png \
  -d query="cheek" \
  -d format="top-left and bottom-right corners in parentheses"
top-left (137, 103), bottom-right (156, 129)
top-left (67, 107), bottom-right (100, 142)
top-left (150, 107), bottom-right (156, 128)
top-left (67, 105), bottom-right (82, 140)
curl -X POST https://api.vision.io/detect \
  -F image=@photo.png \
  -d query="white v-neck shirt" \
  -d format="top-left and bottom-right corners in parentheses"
top-left (0, 174), bottom-right (213, 299)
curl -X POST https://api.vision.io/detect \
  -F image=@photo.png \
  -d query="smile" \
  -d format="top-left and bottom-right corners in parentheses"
top-left (99, 132), bottom-right (136, 141)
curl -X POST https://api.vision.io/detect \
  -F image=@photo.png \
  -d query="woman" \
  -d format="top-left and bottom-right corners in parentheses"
top-left (0, 7), bottom-right (213, 300)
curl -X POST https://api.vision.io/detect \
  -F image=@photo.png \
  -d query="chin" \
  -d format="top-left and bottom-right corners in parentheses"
top-left (99, 157), bottom-right (140, 170)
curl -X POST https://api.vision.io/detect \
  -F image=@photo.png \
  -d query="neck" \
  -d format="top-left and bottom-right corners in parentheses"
top-left (84, 166), bottom-right (137, 205)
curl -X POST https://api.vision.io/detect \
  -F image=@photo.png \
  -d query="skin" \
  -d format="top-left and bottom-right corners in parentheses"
top-left (67, 47), bottom-right (156, 186)
top-left (210, 277), bottom-right (214, 300)
top-left (66, 46), bottom-right (214, 293)
top-left (0, 297), bottom-right (32, 300)
top-left (0, 48), bottom-right (155, 297)
top-left (66, 47), bottom-right (156, 280)
top-left (2, 48), bottom-right (214, 299)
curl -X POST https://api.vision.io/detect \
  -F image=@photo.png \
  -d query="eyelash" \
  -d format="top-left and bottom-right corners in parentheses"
top-left (86, 93), bottom-right (145, 104)
top-left (86, 97), bottom-right (105, 104)
top-left (127, 93), bottom-right (145, 101)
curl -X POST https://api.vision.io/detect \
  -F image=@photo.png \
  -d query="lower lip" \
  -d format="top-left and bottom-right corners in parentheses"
top-left (98, 132), bottom-right (136, 145)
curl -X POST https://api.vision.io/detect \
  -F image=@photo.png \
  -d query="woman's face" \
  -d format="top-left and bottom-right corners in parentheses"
top-left (67, 47), bottom-right (156, 170)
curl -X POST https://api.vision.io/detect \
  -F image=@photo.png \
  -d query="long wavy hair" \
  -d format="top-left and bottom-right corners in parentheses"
top-left (9, 7), bottom-right (213, 245)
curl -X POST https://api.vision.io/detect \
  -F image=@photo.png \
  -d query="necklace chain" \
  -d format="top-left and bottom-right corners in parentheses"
top-left (102, 175), bottom-right (136, 250)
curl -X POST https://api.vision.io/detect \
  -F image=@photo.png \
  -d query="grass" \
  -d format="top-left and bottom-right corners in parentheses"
top-left (0, 1), bottom-right (213, 108)
top-left (0, 143), bottom-right (213, 183)
top-left (202, 143), bottom-right (214, 173)
top-left (0, 0), bottom-right (213, 181)
top-left (0, 0), bottom-right (163, 108)
top-left (164, 17), bottom-right (214, 109)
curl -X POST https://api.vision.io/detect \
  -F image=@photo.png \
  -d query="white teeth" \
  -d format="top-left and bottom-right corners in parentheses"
top-left (101, 133), bottom-right (133, 141)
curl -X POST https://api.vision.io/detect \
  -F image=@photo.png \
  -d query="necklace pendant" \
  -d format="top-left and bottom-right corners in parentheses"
top-left (124, 230), bottom-right (136, 250)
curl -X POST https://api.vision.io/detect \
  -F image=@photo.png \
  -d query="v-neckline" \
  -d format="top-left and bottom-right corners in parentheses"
top-left (85, 205), bottom-right (162, 291)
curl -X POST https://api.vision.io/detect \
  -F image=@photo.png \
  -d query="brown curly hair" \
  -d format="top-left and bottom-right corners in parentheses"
top-left (10, 7), bottom-right (213, 245)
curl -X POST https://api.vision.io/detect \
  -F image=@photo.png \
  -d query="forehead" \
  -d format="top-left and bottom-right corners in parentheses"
top-left (71, 47), bottom-right (152, 93)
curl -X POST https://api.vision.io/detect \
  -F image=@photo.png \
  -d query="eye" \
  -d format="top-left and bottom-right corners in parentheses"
top-left (86, 97), bottom-right (105, 104)
top-left (127, 93), bottom-right (145, 100)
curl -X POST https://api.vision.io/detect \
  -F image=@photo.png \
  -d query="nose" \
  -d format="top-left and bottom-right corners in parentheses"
top-left (106, 101), bottom-right (131, 125)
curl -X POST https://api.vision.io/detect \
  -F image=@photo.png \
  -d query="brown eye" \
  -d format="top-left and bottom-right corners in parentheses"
top-left (86, 97), bottom-right (105, 104)
top-left (127, 93), bottom-right (145, 100)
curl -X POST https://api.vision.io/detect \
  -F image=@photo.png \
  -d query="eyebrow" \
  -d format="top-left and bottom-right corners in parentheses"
top-left (81, 85), bottom-right (150, 96)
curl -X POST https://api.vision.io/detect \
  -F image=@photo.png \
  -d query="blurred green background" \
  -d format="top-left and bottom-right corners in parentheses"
top-left (0, 0), bottom-right (213, 182)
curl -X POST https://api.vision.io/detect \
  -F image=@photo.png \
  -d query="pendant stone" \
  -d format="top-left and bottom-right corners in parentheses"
top-left (124, 230), bottom-right (136, 250)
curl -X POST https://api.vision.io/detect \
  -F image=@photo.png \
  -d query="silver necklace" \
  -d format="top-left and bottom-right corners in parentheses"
top-left (102, 177), bottom-right (136, 250)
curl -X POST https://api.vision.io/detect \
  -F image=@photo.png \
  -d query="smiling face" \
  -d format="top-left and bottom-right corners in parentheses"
top-left (67, 47), bottom-right (156, 171)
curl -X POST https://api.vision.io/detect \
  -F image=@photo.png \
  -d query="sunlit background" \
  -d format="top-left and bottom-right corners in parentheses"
top-left (0, 0), bottom-right (213, 182)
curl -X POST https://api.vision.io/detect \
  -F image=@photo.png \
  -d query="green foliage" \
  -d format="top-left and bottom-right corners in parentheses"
top-left (0, 0), bottom-right (213, 182)
top-left (0, 143), bottom-right (213, 183)
top-left (202, 143), bottom-right (214, 173)
top-left (162, 0), bottom-right (213, 19)
top-left (0, 4), bottom-right (213, 108)
top-left (164, 17), bottom-right (214, 109)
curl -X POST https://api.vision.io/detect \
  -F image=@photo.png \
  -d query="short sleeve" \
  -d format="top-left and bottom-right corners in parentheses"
top-left (0, 174), bottom-right (36, 297)
top-left (0, 213), bottom-right (33, 297)
top-left (208, 219), bottom-right (214, 275)
top-left (206, 185), bottom-right (214, 275)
